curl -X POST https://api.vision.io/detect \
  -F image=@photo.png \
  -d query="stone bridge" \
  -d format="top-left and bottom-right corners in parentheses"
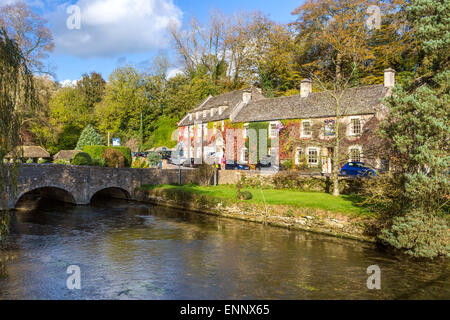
top-left (2, 164), bottom-right (198, 210)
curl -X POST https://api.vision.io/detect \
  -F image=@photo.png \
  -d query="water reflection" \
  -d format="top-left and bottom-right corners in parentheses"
top-left (0, 199), bottom-right (448, 299)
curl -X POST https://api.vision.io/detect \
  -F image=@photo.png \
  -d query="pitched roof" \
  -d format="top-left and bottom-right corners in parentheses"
top-left (53, 150), bottom-right (81, 160)
top-left (178, 87), bottom-right (265, 127)
top-left (6, 146), bottom-right (51, 158)
top-left (232, 85), bottom-right (388, 123)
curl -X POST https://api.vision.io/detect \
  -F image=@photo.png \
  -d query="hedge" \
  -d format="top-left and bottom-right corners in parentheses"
top-left (72, 152), bottom-right (93, 166)
top-left (83, 145), bottom-right (132, 167)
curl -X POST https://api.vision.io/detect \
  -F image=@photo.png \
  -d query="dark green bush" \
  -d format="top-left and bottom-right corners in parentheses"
top-left (379, 209), bottom-right (449, 258)
top-left (103, 148), bottom-right (125, 168)
top-left (83, 145), bottom-right (131, 167)
top-left (71, 152), bottom-right (92, 166)
top-left (239, 191), bottom-right (253, 200)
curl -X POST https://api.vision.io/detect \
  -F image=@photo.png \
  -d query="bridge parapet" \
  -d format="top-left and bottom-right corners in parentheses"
top-left (2, 164), bottom-right (198, 210)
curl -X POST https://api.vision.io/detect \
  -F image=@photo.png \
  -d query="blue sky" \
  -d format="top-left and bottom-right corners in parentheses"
top-left (11, 0), bottom-right (304, 83)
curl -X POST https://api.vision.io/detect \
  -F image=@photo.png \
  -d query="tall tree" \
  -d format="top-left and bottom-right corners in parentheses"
top-left (0, 1), bottom-right (54, 73)
top-left (0, 28), bottom-right (37, 238)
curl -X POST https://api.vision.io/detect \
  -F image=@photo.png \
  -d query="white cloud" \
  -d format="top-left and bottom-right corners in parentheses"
top-left (167, 67), bottom-right (184, 79)
top-left (50, 0), bottom-right (182, 58)
top-left (60, 78), bottom-right (79, 87)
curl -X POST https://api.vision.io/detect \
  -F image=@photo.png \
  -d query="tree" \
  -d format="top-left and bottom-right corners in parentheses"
top-left (76, 72), bottom-right (106, 110)
top-left (0, 28), bottom-right (37, 238)
top-left (291, 0), bottom-right (413, 84)
top-left (76, 125), bottom-right (104, 150)
top-left (364, 0), bottom-right (449, 258)
top-left (0, 1), bottom-right (54, 73)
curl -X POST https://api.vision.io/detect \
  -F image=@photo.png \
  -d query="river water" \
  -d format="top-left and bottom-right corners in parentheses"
top-left (0, 199), bottom-right (448, 300)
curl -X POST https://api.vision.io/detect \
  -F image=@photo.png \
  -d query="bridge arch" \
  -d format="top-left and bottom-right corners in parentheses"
top-left (15, 186), bottom-right (76, 209)
top-left (89, 186), bottom-right (132, 203)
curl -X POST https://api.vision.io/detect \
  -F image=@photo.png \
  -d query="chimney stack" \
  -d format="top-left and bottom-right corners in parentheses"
top-left (242, 89), bottom-right (252, 103)
top-left (384, 68), bottom-right (396, 88)
top-left (300, 79), bottom-right (312, 98)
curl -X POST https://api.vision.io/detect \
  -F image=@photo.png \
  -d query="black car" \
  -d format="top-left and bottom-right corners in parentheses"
top-left (225, 160), bottom-right (250, 170)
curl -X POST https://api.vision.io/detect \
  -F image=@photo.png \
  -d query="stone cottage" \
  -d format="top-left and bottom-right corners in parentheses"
top-left (177, 69), bottom-right (396, 173)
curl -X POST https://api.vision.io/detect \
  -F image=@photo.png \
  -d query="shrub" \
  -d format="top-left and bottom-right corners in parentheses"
top-left (379, 209), bottom-right (449, 258)
top-left (54, 159), bottom-right (70, 165)
top-left (147, 151), bottom-right (161, 165)
top-left (102, 148), bottom-right (125, 168)
top-left (76, 125), bottom-right (103, 150)
top-left (83, 145), bottom-right (131, 167)
top-left (38, 158), bottom-right (50, 164)
top-left (238, 191), bottom-right (253, 200)
top-left (71, 152), bottom-right (92, 166)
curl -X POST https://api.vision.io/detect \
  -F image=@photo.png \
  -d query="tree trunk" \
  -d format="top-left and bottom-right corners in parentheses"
top-left (333, 107), bottom-right (341, 196)
top-left (336, 53), bottom-right (342, 84)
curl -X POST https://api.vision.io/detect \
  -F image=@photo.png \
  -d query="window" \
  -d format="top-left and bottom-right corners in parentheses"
top-left (196, 148), bottom-right (201, 158)
top-left (184, 127), bottom-right (188, 138)
top-left (269, 122), bottom-right (278, 138)
top-left (213, 122), bottom-right (217, 134)
top-left (243, 123), bottom-right (249, 138)
top-left (218, 107), bottom-right (223, 115)
top-left (196, 112), bottom-right (199, 120)
top-left (324, 119), bottom-right (335, 136)
top-left (349, 146), bottom-right (362, 162)
top-left (203, 110), bottom-right (207, 118)
top-left (302, 121), bottom-right (312, 137)
top-left (210, 108), bottom-right (215, 117)
top-left (241, 148), bottom-right (249, 163)
top-left (295, 148), bottom-right (303, 165)
top-left (307, 148), bottom-right (319, 165)
top-left (197, 125), bottom-right (201, 136)
top-left (203, 124), bottom-right (208, 137)
top-left (189, 114), bottom-right (192, 121)
top-left (351, 118), bottom-right (361, 135)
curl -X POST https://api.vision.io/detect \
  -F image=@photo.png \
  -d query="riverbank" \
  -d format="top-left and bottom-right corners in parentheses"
top-left (135, 184), bottom-right (378, 243)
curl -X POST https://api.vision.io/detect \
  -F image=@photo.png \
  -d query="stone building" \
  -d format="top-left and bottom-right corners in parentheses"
top-left (177, 69), bottom-right (395, 173)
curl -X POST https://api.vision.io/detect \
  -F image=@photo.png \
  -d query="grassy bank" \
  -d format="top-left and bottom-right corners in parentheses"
top-left (139, 184), bottom-right (370, 217)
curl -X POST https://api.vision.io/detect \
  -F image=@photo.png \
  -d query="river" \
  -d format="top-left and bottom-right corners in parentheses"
top-left (0, 199), bottom-right (448, 299)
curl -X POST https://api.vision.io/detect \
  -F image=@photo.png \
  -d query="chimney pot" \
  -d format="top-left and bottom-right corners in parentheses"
top-left (384, 68), bottom-right (396, 88)
top-left (300, 79), bottom-right (312, 98)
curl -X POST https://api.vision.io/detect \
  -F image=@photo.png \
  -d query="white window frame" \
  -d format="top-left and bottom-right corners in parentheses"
top-left (197, 125), bottom-right (201, 137)
top-left (349, 116), bottom-right (362, 136)
top-left (213, 122), bottom-right (217, 134)
top-left (203, 123), bottom-right (208, 137)
top-left (349, 145), bottom-right (362, 162)
top-left (196, 112), bottom-right (199, 120)
top-left (184, 127), bottom-right (189, 138)
top-left (269, 121), bottom-right (278, 138)
top-left (203, 110), bottom-right (207, 118)
top-left (241, 147), bottom-right (249, 163)
top-left (301, 120), bottom-right (312, 138)
top-left (218, 106), bottom-right (223, 115)
top-left (210, 108), bottom-right (215, 117)
top-left (307, 147), bottom-right (319, 166)
top-left (189, 114), bottom-right (192, 121)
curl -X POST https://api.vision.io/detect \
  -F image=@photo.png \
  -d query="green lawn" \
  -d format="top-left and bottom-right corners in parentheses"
top-left (141, 184), bottom-right (369, 216)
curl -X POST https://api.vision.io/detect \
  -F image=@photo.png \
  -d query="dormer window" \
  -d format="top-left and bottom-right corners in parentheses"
top-left (189, 114), bottom-right (192, 121)
top-left (203, 110), bottom-right (207, 118)
top-left (218, 107), bottom-right (223, 115)
top-left (210, 108), bottom-right (215, 117)
top-left (196, 112), bottom-right (199, 120)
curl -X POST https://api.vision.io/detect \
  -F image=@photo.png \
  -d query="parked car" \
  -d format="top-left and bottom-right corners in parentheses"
top-left (169, 156), bottom-right (186, 165)
top-left (160, 150), bottom-right (172, 160)
top-left (256, 155), bottom-right (272, 169)
top-left (225, 160), bottom-right (250, 170)
top-left (340, 162), bottom-right (376, 177)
